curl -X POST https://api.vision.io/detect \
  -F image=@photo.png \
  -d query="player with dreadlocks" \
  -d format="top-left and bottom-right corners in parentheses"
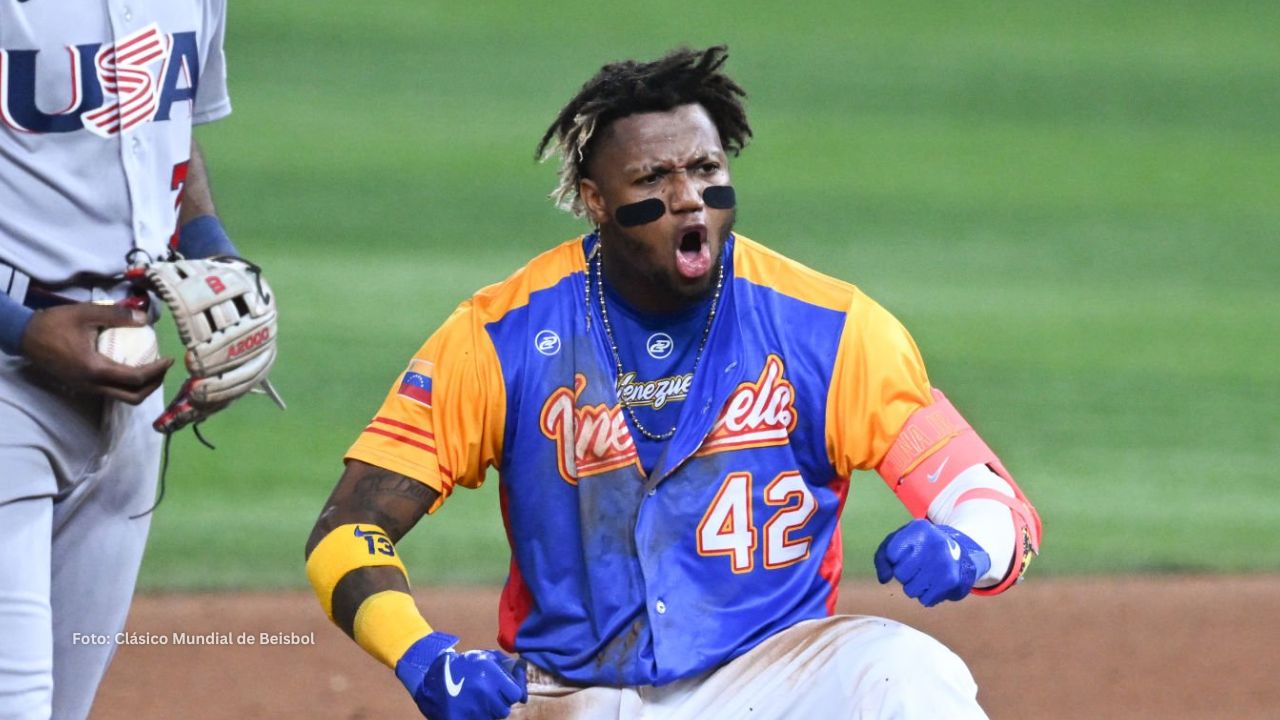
top-left (306, 45), bottom-right (1040, 719)
top-left (537, 46), bottom-right (752, 217)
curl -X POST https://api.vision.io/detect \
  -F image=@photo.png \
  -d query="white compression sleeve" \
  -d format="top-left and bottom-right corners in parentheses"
top-left (928, 463), bottom-right (1016, 588)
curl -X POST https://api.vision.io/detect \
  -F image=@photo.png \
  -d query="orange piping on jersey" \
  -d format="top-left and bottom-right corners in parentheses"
top-left (731, 233), bottom-right (934, 474)
top-left (366, 418), bottom-right (456, 481)
top-left (732, 234), bottom-right (856, 312)
top-left (466, 236), bottom-right (589, 324)
top-left (359, 422), bottom-right (457, 488)
top-left (371, 416), bottom-right (436, 442)
top-left (822, 287), bottom-right (933, 476)
top-left (345, 236), bottom-right (611, 510)
top-left (456, 304), bottom-right (503, 488)
top-left (363, 425), bottom-right (436, 454)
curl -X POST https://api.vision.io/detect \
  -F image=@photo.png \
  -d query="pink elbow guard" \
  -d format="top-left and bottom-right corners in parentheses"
top-left (876, 389), bottom-right (1042, 594)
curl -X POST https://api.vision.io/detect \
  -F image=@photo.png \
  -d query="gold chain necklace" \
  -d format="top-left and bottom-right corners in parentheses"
top-left (594, 242), bottom-right (723, 441)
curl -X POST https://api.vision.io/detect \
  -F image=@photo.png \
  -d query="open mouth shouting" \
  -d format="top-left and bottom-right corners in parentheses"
top-left (675, 224), bottom-right (710, 281)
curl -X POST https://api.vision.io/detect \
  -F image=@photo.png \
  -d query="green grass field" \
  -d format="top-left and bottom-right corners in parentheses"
top-left (137, 0), bottom-right (1280, 590)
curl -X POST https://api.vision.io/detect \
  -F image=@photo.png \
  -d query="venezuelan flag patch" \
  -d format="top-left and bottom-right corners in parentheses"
top-left (397, 359), bottom-right (434, 407)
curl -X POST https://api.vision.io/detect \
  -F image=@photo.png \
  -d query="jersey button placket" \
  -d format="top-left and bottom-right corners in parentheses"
top-left (655, 600), bottom-right (667, 615)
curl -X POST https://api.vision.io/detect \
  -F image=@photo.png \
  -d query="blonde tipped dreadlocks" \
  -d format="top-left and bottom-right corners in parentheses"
top-left (536, 45), bottom-right (752, 218)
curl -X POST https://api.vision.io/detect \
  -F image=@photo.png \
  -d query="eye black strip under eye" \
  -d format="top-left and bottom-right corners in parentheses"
top-left (703, 185), bottom-right (735, 209)
top-left (615, 198), bottom-right (666, 227)
top-left (613, 185), bottom-right (736, 227)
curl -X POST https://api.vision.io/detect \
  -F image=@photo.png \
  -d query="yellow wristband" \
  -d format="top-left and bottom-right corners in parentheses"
top-left (306, 524), bottom-right (408, 621)
top-left (354, 590), bottom-right (434, 668)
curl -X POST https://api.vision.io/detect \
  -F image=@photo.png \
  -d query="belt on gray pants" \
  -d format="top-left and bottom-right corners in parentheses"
top-left (2, 262), bottom-right (134, 310)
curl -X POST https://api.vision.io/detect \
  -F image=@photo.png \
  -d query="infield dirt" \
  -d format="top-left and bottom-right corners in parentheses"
top-left (92, 575), bottom-right (1278, 719)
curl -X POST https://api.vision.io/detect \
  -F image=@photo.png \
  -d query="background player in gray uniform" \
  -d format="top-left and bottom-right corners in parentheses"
top-left (1, 2), bottom-right (240, 718)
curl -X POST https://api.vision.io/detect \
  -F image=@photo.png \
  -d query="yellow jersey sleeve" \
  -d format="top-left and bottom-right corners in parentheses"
top-left (344, 300), bottom-right (506, 513)
top-left (825, 288), bottom-right (933, 475)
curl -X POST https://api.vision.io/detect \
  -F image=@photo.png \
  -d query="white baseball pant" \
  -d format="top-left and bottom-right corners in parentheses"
top-left (514, 614), bottom-right (987, 719)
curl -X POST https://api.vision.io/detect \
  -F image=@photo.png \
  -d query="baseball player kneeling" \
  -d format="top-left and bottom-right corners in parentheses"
top-left (306, 46), bottom-right (1040, 720)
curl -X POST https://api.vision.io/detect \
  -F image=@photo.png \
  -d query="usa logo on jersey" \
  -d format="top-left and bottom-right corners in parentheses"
top-left (0, 23), bottom-right (200, 136)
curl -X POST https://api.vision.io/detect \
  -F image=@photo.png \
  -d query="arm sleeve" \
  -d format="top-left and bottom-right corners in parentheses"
top-left (344, 301), bottom-right (507, 513)
top-left (928, 463), bottom-right (1017, 587)
top-left (825, 288), bottom-right (933, 475)
top-left (0, 292), bottom-right (34, 356)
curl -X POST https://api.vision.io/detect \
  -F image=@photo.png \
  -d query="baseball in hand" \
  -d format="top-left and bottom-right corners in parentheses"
top-left (97, 325), bottom-right (160, 366)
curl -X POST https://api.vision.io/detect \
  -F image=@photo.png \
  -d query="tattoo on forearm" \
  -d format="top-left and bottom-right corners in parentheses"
top-left (305, 465), bottom-right (438, 560)
top-left (305, 465), bottom-right (433, 637)
top-left (351, 469), bottom-right (437, 541)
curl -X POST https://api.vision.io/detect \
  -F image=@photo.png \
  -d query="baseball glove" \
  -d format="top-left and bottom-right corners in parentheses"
top-left (131, 254), bottom-right (284, 434)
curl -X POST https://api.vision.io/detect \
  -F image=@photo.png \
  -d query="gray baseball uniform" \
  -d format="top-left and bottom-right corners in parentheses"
top-left (0, 2), bottom-right (229, 718)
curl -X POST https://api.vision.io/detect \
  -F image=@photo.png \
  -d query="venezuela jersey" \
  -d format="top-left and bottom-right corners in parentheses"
top-left (346, 232), bottom-right (934, 686)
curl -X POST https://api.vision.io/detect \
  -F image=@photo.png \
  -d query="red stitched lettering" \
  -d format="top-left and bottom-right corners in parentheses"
top-left (697, 355), bottom-right (797, 456)
top-left (228, 327), bottom-right (270, 358)
top-left (539, 374), bottom-right (638, 483)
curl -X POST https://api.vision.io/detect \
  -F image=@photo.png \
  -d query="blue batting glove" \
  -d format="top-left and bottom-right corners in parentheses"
top-left (874, 519), bottom-right (992, 607)
top-left (394, 631), bottom-right (528, 720)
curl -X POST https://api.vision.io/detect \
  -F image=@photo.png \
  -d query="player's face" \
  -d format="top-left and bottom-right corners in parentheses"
top-left (580, 104), bottom-right (734, 314)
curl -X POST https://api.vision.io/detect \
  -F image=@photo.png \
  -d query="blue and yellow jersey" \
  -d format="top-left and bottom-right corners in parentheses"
top-left (346, 233), bottom-right (932, 686)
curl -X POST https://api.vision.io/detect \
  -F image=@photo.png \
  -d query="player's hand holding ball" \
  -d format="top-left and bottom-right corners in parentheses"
top-left (96, 324), bottom-right (159, 366)
top-left (395, 631), bottom-right (528, 719)
top-left (21, 301), bottom-right (172, 404)
top-left (875, 519), bottom-right (991, 607)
